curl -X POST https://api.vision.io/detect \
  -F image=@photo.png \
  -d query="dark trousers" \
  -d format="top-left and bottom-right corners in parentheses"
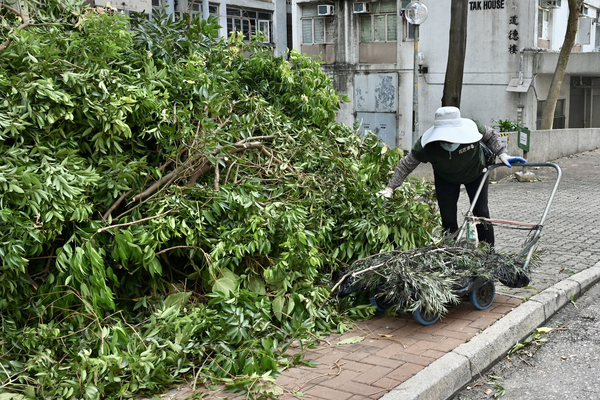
top-left (433, 172), bottom-right (494, 246)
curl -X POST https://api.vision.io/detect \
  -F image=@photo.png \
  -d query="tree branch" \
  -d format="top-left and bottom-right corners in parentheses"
top-left (103, 190), bottom-right (133, 221)
top-left (0, 3), bottom-right (30, 52)
top-left (213, 160), bottom-right (220, 191)
top-left (96, 210), bottom-right (175, 233)
top-left (155, 245), bottom-right (195, 256)
top-left (48, 59), bottom-right (85, 70)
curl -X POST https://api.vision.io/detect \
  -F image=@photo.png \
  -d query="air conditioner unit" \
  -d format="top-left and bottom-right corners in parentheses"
top-left (353, 2), bottom-right (370, 13)
top-left (541, 0), bottom-right (561, 9)
top-left (318, 4), bottom-right (334, 16)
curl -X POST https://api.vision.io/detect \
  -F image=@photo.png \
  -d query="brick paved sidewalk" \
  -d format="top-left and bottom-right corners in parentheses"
top-left (274, 294), bottom-right (521, 400)
top-left (149, 294), bottom-right (521, 400)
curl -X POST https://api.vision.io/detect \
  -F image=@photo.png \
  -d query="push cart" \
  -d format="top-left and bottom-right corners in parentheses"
top-left (367, 161), bottom-right (562, 325)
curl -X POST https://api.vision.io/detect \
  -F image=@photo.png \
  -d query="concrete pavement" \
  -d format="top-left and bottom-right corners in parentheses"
top-left (154, 148), bottom-right (600, 400)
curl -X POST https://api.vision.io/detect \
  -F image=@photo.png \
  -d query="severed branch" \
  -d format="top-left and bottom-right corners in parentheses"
top-left (213, 160), bottom-right (220, 191)
top-left (48, 59), bottom-right (84, 70)
top-left (131, 116), bottom-right (232, 202)
top-left (134, 136), bottom-right (291, 201)
top-left (96, 210), bottom-right (175, 233)
top-left (132, 169), bottom-right (178, 203)
top-left (102, 190), bottom-right (132, 221)
top-left (223, 159), bottom-right (238, 185)
top-left (330, 262), bottom-right (386, 294)
top-left (155, 245), bottom-right (195, 256)
top-left (0, 3), bottom-right (30, 52)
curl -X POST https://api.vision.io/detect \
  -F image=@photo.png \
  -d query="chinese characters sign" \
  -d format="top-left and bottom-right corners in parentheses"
top-left (469, 1), bottom-right (519, 55)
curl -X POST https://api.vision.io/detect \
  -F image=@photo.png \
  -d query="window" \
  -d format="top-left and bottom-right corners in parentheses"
top-left (538, 7), bottom-right (549, 39)
top-left (577, 16), bottom-right (592, 45)
top-left (188, 2), bottom-right (218, 17)
top-left (301, 4), bottom-right (335, 44)
top-left (360, 0), bottom-right (397, 43)
top-left (400, 0), bottom-right (416, 40)
top-left (227, 7), bottom-right (272, 43)
top-left (536, 99), bottom-right (565, 129)
top-left (597, 10), bottom-right (600, 50)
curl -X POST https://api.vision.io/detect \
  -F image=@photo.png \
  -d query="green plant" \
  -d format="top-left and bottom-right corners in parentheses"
top-left (508, 327), bottom-right (552, 356)
top-left (491, 118), bottom-right (522, 132)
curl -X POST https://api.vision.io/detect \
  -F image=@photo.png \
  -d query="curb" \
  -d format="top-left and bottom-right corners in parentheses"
top-left (379, 262), bottom-right (600, 400)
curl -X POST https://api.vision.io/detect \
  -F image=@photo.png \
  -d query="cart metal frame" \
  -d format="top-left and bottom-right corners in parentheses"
top-left (455, 161), bottom-right (562, 270)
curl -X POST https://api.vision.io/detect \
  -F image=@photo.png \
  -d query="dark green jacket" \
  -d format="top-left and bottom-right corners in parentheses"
top-left (411, 140), bottom-right (486, 184)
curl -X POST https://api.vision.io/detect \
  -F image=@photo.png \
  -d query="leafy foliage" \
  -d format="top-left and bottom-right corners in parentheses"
top-left (491, 118), bottom-right (522, 132)
top-left (0, 1), bottom-right (440, 398)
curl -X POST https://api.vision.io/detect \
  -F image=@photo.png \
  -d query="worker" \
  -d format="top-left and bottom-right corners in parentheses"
top-left (378, 106), bottom-right (525, 247)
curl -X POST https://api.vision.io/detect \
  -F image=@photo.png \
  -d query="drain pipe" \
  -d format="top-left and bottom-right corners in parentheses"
top-left (515, 47), bottom-right (546, 178)
top-left (165, 0), bottom-right (175, 17)
top-left (202, 0), bottom-right (209, 20)
top-left (516, 46), bottom-right (548, 129)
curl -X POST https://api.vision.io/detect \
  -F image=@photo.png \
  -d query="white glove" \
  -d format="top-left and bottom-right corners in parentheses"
top-left (499, 153), bottom-right (511, 167)
top-left (376, 187), bottom-right (394, 199)
top-left (499, 153), bottom-right (527, 168)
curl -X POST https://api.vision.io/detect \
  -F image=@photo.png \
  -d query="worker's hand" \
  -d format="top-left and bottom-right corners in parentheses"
top-left (499, 153), bottom-right (527, 168)
top-left (376, 187), bottom-right (394, 199)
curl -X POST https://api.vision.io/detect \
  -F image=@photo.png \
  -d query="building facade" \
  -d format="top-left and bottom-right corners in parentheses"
top-left (291, 0), bottom-right (600, 150)
top-left (91, 0), bottom-right (600, 150)
top-left (92, 0), bottom-right (292, 57)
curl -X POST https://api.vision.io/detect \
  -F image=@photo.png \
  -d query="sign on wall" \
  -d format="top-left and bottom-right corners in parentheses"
top-left (468, 1), bottom-right (520, 55)
top-left (518, 127), bottom-right (530, 152)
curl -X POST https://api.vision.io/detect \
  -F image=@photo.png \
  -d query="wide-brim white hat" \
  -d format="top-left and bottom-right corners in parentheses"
top-left (420, 106), bottom-right (482, 146)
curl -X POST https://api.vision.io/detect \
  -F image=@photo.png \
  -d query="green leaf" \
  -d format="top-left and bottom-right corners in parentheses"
top-left (336, 336), bottom-right (365, 345)
top-left (163, 292), bottom-right (192, 310)
top-left (248, 275), bottom-right (266, 295)
top-left (0, 393), bottom-right (27, 400)
top-left (272, 295), bottom-right (285, 321)
top-left (213, 277), bottom-right (237, 296)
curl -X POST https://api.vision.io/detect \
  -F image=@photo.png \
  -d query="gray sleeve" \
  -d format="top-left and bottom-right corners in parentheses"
top-left (387, 152), bottom-right (421, 190)
top-left (482, 126), bottom-right (507, 156)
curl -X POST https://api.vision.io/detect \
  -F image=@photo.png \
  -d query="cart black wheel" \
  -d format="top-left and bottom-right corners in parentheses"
top-left (469, 280), bottom-right (496, 310)
top-left (369, 295), bottom-right (390, 313)
top-left (413, 309), bottom-right (440, 326)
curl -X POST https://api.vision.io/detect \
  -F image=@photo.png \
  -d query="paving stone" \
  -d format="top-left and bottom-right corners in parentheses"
top-left (385, 362), bottom-right (426, 382)
top-left (390, 351), bottom-right (436, 367)
top-left (304, 385), bottom-right (354, 400)
top-left (430, 337), bottom-right (467, 352)
top-left (359, 355), bottom-right (405, 369)
top-left (352, 365), bottom-right (394, 385)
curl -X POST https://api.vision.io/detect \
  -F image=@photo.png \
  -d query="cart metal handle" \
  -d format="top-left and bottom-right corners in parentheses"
top-left (456, 161), bottom-right (562, 269)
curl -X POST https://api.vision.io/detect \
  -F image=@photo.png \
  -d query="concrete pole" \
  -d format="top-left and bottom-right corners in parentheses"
top-left (202, 0), bottom-right (209, 20)
top-left (165, 0), bottom-right (175, 16)
top-left (412, 24), bottom-right (420, 146)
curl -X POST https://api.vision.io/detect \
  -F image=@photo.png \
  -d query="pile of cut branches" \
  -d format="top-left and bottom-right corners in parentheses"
top-left (334, 242), bottom-right (537, 317)
top-left (0, 1), bottom-right (441, 399)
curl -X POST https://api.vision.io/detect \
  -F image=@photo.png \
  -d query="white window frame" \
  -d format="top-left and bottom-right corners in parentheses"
top-left (258, 20), bottom-right (270, 43)
top-left (301, 5), bottom-right (335, 44)
top-left (577, 15), bottom-right (592, 45)
top-left (187, 2), bottom-right (218, 18)
top-left (538, 7), bottom-right (549, 40)
top-left (360, 1), bottom-right (397, 43)
top-left (226, 7), bottom-right (272, 43)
